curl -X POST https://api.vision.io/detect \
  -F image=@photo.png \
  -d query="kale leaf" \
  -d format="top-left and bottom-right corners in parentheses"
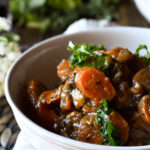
top-left (68, 41), bottom-right (111, 72)
top-left (96, 99), bottom-right (121, 146)
top-left (136, 44), bottom-right (150, 65)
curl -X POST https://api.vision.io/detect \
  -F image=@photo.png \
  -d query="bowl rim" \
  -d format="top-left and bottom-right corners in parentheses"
top-left (5, 26), bottom-right (150, 149)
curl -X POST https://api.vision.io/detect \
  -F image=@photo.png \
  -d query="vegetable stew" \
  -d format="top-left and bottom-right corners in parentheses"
top-left (25, 42), bottom-right (150, 146)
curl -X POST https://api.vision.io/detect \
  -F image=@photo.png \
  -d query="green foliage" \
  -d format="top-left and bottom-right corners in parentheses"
top-left (96, 99), bottom-right (121, 146)
top-left (68, 41), bottom-right (111, 72)
top-left (47, 0), bottom-right (82, 12)
top-left (9, 0), bottom-right (120, 33)
top-left (136, 44), bottom-right (150, 65)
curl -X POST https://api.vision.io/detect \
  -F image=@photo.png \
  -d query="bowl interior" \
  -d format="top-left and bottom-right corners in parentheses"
top-left (6, 27), bottom-right (150, 149)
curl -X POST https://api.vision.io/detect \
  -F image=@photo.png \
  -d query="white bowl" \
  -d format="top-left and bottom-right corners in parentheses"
top-left (5, 27), bottom-right (150, 150)
top-left (134, 0), bottom-right (150, 23)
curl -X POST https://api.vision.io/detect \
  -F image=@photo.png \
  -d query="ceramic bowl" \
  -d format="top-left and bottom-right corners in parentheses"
top-left (5, 27), bottom-right (150, 150)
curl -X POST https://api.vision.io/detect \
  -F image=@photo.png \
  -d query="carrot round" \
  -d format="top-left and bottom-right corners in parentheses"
top-left (109, 111), bottom-right (129, 144)
top-left (138, 95), bottom-right (150, 124)
top-left (39, 90), bottom-right (60, 104)
top-left (95, 47), bottom-right (132, 63)
top-left (75, 67), bottom-right (116, 103)
top-left (57, 59), bottom-right (73, 81)
top-left (78, 114), bottom-right (104, 144)
top-left (100, 48), bottom-right (120, 56)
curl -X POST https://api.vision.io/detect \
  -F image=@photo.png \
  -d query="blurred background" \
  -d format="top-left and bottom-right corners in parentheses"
top-left (0, 0), bottom-right (150, 150)
top-left (0, 0), bottom-right (150, 47)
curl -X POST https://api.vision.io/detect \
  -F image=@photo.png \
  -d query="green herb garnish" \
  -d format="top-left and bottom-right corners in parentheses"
top-left (68, 41), bottom-right (111, 72)
top-left (96, 99), bottom-right (121, 146)
top-left (136, 44), bottom-right (150, 65)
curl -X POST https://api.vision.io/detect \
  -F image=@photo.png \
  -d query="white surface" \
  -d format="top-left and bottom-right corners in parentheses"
top-left (134, 0), bottom-right (150, 23)
top-left (5, 23), bottom-right (150, 149)
top-left (14, 132), bottom-right (35, 150)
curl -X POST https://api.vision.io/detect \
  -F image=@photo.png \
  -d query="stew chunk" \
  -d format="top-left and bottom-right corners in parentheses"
top-left (75, 67), bottom-right (116, 103)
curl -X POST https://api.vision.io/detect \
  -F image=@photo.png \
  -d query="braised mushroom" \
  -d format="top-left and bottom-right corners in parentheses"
top-left (133, 68), bottom-right (150, 92)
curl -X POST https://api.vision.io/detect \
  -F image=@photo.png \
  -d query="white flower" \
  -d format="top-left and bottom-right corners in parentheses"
top-left (0, 42), bottom-right (5, 56)
top-left (0, 72), bottom-right (5, 82)
top-left (0, 83), bottom-right (5, 97)
top-left (0, 38), bottom-right (21, 97)
top-left (0, 17), bottom-right (11, 31)
top-left (1, 61), bottom-right (11, 73)
top-left (0, 79), bottom-right (5, 97)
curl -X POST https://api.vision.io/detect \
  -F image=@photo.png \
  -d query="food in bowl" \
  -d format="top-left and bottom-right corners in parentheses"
top-left (25, 42), bottom-right (150, 146)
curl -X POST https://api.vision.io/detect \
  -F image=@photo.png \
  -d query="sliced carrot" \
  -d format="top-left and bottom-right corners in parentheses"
top-left (66, 111), bottom-right (83, 124)
top-left (100, 48), bottom-right (120, 56)
top-left (39, 90), bottom-right (60, 104)
top-left (82, 105), bottom-right (98, 113)
top-left (75, 67), bottom-right (116, 103)
top-left (57, 59), bottom-right (73, 81)
top-left (138, 95), bottom-right (150, 124)
top-left (78, 114), bottom-right (104, 144)
top-left (82, 100), bottom-right (98, 113)
top-left (94, 47), bottom-right (132, 63)
top-left (109, 111), bottom-right (129, 144)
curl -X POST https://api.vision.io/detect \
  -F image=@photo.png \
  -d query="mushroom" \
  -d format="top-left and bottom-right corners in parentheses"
top-left (133, 68), bottom-right (150, 92)
top-left (138, 95), bottom-right (150, 124)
